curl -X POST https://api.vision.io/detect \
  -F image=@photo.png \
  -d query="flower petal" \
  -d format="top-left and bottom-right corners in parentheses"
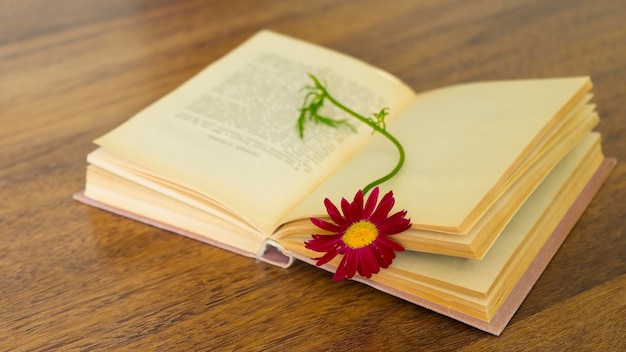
top-left (372, 241), bottom-right (396, 267)
top-left (370, 190), bottom-right (395, 223)
top-left (349, 200), bottom-right (362, 222)
top-left (333, 250), bottom-right (352, 281)
top-left (305, 234), bottom-right (343, 252)
top-left (310, 217), bottom-right (344, 233)
top-left (360, 247), bottom-right (380, 278)
top-left (377, 211), bottom-right (411, 235)
top-left (335, 249), bottom-right (359, 281)
top-left (324, 198), bottom-right (346, 227)
top-left (376, 235), bottom-right (405, 252)
top-left (372, 247), bottom-right (395, 269)
top-left (340, 197), bottom-right (352, 223)
top-left (379, 221), bottom-right (411, 236)
top-left (363, 187), bottom-right (379, 219)
top-left (353, 189), bottom-right (364, 212)
top-left (315, 246), bottom-right (341, 266)
top-left (356, 250), bottom-right (371, 278)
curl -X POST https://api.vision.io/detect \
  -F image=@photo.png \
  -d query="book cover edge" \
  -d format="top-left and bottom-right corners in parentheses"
top-left (72, 191), bottom-right (294, 268)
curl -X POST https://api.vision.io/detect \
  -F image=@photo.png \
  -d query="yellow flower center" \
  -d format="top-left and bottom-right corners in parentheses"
top-left (342, 220), bottom-right (379, 249)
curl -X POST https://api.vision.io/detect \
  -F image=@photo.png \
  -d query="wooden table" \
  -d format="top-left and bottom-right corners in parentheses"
top-left (2, 1), bottom-right (624, 350)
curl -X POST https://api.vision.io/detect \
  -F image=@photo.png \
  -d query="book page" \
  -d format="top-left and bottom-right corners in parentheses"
top-left (279, 132), bottom-right (604, 319)
top-left (94, 30), bottom-right (415, 234)
top-left (385, 133), bottom-right (603, 300)
top-left (283, 77), bottom-right (591, 233)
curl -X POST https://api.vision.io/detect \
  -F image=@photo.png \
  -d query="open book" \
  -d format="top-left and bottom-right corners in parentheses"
top-left (75, 30), bottom-right (614, 335)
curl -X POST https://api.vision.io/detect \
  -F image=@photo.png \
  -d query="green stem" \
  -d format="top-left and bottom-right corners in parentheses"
top-left (323, 92), bottom-right (405, 195)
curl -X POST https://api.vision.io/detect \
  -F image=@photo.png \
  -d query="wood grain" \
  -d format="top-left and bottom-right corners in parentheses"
top-left (1, 0), bottom-right (624, 350)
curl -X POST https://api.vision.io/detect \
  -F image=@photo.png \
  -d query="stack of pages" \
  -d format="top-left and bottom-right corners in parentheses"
top-left (75, 30), bottom-right (614, 335)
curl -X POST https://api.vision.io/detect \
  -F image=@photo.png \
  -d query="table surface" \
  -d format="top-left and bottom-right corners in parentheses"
top-left (1, 1), bottom-right (624, 350)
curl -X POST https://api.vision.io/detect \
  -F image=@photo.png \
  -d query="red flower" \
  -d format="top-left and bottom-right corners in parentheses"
top-left (305, 187), bottom-right (411, 281)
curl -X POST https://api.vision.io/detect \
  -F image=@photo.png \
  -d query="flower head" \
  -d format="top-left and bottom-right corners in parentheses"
top-left (305, 187), bottom-right (411, 281)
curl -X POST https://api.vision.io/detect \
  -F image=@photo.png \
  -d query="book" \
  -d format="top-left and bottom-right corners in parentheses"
top-left (74, 30), bottom-right (614, 335)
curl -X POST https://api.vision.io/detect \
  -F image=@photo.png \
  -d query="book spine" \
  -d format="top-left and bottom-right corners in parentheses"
top-left (256, 239), bottom-right (294, 268)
